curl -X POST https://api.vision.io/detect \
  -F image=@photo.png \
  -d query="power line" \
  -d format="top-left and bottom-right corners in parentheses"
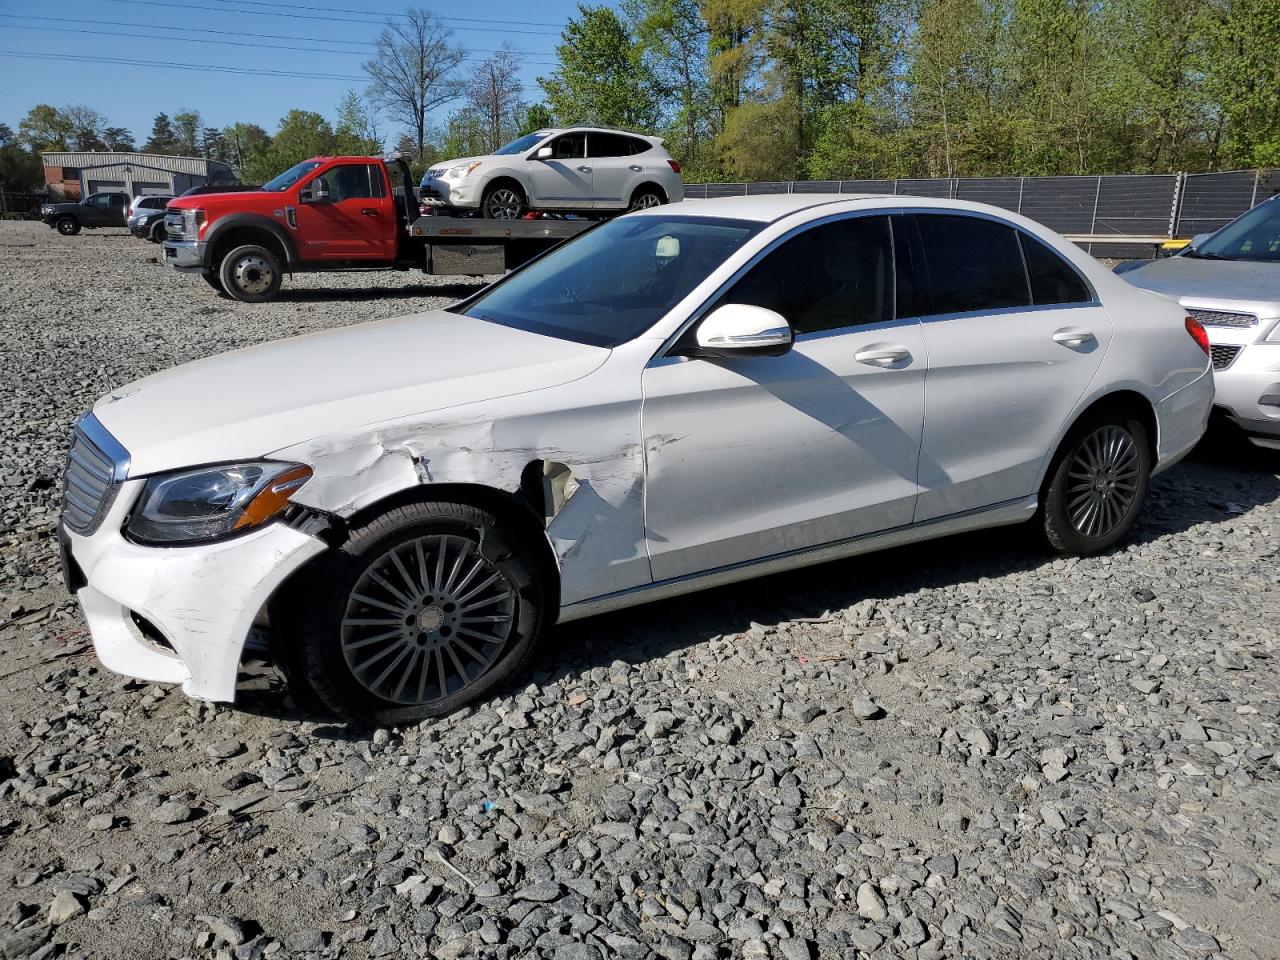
top-left (0, 49), bottom-right (367, 82)
top-left (102, 0), bottom-right (562, 35)
top-left (201, 0), bottom-right (562, 28)
top-left (0, 21), bottom-right (558, 65)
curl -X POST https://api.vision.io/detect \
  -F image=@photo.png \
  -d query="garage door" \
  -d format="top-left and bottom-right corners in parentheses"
top-left (87, 180), bottom-right (126, 194)
top-left (133, 181), bottom-right (169, 195)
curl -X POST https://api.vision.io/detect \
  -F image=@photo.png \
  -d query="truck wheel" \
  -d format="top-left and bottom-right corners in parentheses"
top-left (218, 244), bottom-right (282, 302)
top-left (202, 272), bottom-right (226, 294)
top-left (293, 499), bottom-right (551, 724)
top-left (56, 217), bottom-right (80, 236)
top-left (629, 186), bottom-right (666, 211)
top-left (481, 184), bottom-right (525, 220)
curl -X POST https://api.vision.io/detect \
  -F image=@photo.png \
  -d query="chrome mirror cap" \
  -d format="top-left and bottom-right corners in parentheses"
top-left (693, 304), bottom-right (794, 358)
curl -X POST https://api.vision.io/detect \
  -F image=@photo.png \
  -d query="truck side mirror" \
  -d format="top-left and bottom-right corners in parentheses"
top-left (301, 178), bottom-right (330, 203)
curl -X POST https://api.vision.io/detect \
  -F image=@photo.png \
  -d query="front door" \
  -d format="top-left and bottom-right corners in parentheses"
top-left (525, 132), bottom-right (592, 209)
top-left (897, 213), bottom-right (1114, 521)
top-left (294, 162), bottom-right (395, 260)
top-left (642, 214), bottom-right (927, 581)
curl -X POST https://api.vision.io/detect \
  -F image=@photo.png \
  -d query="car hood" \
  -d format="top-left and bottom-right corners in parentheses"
top-left (43, 203), bottom-right (84, 214)
top-left (93, 310), bottom-right (609, 476)
top-left (1121, 255), bottom-right (1280, 315)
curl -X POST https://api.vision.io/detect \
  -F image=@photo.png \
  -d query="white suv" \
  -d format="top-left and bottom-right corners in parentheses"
top-left (420, 127), bottom-right (685, 219)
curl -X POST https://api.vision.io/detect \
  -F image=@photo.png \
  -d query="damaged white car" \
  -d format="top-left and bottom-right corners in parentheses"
top-left (59, 195), bottom-right (1214, 723)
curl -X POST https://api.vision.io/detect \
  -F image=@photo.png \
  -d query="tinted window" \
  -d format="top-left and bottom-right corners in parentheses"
top-left (111, 194), bottom-right (127, 206)
top-left (716, 216), bottom-right (893, 335)
top-left (588, 133), bottom-right (634, 158)
top-left (914, 214), bottom-right (1030, 314)
top-left (892, 215), bottom-right (928, 319)
top-left (461, 216), bottom-right (763, 347)
top-left (629, 137), bottom-right (653, 154)
top-left (317, 163), bottom-right (383, 201)
top-left (550, 133), bottom-right (585, 159)
top-left (1020, 233), bottom-right (1091, 304)
top-left (87, 194), bottom-right (110, 208)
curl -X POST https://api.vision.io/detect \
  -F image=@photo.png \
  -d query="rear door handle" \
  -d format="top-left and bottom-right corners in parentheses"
top-left (1052, 326), bottom-right (1095, 346)
top-left (855, 345), bottom-right (911, 366)
top-left (360, 208), bottom-right (379, 216)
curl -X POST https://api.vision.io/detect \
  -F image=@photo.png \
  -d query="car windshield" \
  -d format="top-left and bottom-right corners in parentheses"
top-left (261, 160), bottom-right (323, 192)
top-left (1190, 199), bottom-right (1280, 262)
top-left (458, 215), bottom-right (764, 347)
top-left (493, 133), bottom-right (547, 156)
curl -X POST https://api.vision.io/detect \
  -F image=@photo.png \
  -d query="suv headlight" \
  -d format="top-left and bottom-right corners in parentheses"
top-left (126, 462), bottom-right (312, 544)
top-left (447, 162), bottom-right (482, 179)
top-left (181, 208), bottom-right (205, 237)
top-left (41, 204), bottom-right (53, 215)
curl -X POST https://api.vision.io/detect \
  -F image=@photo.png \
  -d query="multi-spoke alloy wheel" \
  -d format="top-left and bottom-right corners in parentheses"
top-left (630, 190), bottom-right (664, 210)
top-left (1040, 412), bottom-right (1150, 555)
top-left (1065, 424), bottom-right (1140, 538)
top-left (483, 187), bottom-right (524, 219)
top-left (341, 534), bottom-right (517, 706)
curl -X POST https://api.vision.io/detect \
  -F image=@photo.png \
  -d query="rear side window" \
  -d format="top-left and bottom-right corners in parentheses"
top-left (1019, 233), bottom-right (1091, 305)
top-left (629, 137), bottom-right (653, 154)
top-left (913, 214), bottom-right (1030, 314)
top-left (717, 215), bottom-right (893, 335)
top-left (587, 133), bottom-right (633, 158)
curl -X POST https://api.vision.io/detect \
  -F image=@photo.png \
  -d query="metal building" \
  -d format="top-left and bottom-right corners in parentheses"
top-left (41, 152), bottom-right (237, 200)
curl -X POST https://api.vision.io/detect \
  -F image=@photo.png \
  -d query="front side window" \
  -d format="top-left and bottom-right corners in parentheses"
top-left (1020, 233), bottom-right (1092, 305)
top-left (315, 163), bottom-right (384, 201)
top-left (714, 216), bottom-right (894, 335)
top-left (459, 216), bottom-right (763, 347)
top-left (262, 160), bottom-right (323, 192)
top-left (913, 214), bottom-right (1030, 315)
top-left (87, 194), bottom-right (110, 208)
top-left (1192, 198), bottom-right (1280, 262)
top-left (549, 133), bottom-right (585, 160)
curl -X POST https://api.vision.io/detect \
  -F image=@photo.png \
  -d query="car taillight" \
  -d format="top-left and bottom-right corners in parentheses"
top-left (667, 159), bottom-right (681, 174)
top-left (1185, 315), bottom-right (1210, 357)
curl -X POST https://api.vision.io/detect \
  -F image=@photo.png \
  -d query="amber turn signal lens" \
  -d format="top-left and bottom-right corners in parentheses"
top-left (233, 464), bottom-right (313, 530)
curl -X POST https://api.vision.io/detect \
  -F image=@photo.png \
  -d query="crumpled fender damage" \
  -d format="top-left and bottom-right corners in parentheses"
top-left (274, 396), bottom-right (654, 606)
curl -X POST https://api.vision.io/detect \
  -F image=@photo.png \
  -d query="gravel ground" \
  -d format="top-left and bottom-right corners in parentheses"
top-left (1, 220), bottom-right (1278, 960)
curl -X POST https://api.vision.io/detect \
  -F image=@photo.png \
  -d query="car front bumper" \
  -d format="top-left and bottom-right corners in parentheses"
top-left (1212, 339), bottom-right (1280, 448)
top-left (162, 238), bottom-right (206, 272)
top-left (62, 479), bottom-right (327, 702)
top-left (419, 178), bottom-right (478, 210)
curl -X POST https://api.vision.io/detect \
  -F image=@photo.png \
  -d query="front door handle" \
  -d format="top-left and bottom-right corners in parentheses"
top-left (1052, 326), bottom-right (1095, 346)
top-left (576, 165), bottom-right (591, 173)
top-left (360, 208), bottom-right (379, 216)
top-left (855, 345), bottom-right (911, 366)
top-left (629, 164), bottom-right (643, 171)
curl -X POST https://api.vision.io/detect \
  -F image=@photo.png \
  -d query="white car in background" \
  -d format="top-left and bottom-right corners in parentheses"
top-left (420, 127), bottom-right (685, 219)
top-left (59, 195), bottom-right (1211, 725)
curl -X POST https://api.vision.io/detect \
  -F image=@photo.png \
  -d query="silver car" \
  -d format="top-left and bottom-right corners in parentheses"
top-left (1117, 195), bottom-right (1280, 450)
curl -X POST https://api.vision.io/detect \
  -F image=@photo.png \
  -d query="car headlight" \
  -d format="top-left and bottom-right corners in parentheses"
top-left (41, 205), bottom-right (53, 214)
top-left (447, 162), bottom-right (482, 179)
top-left (126, 462), bottom-right (312, 544)
top-left (181, 208), bottom-right (205, 237)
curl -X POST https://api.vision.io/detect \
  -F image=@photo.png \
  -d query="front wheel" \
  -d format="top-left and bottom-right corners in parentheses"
top-left (293, 499), bottom-right (550, 724)
top-left (149, 220), bottom-right (166, 243)
top-left (481, 184), bottom-right (525, 220)
top-left (201, 271), bottom-right (225, 294)
top-left (1040, 412), bottom-right (1150, 555)
top-left (56, 217), bottom-right (80, 236)
top-left (218, 243), bottom-right (282, 302)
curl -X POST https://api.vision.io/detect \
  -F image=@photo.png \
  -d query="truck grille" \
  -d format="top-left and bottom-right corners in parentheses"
top-left (164, 211), bottom-right (185, 240)
top-left (62, 417), bottom-right (128, 536)
top-left (1188, 307), bottom-right (1258, 328)
top-left (1209, 344), bottom-right (1242, 371)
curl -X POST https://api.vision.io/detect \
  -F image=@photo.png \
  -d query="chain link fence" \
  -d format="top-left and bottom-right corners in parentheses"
top-left (684, 169), bottom-right (1280, 258)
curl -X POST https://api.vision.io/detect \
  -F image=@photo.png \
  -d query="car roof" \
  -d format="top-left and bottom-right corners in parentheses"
top-left (631, 193), bottom-right (1050, 225)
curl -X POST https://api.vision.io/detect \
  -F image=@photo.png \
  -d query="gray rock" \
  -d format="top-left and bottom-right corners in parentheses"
top-left (47, 891), bottom-right (84, 925)
top-left (855, 881), bottom-right (887, 921)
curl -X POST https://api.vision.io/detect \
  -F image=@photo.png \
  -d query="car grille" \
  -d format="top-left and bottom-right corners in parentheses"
top-left (1209, 343), bottom-right (1243, 371)
top-left (1188, 307), bottom-right (1258, 328)
top-left (424, 168), bottom-right (446, 179)
top-left (62, 419), bottom-right (127, 536)
top-left (164, 211), bottom-right (185, 240)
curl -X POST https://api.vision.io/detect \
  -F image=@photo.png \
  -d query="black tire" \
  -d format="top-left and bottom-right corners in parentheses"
top-left (481, 183), bottom-right (526, 220)
top-left (56, 216), bottom-right (80, 236)
top-left (629, 186), bottom-right (666, 211)
top-left (201, 271), bottom-right (226, 294)
top-left (218, 243), bottom-right (282, 302)
top-left (148, 220), bottom-right (166, 243)
top-left (1039, 409), bottom-right (1151, 555)
top-left (293, 499), bottom-right (550, 724)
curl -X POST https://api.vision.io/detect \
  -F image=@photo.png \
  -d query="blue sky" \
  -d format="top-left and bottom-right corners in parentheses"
top-left (0, 0), bottom-right (609, 144)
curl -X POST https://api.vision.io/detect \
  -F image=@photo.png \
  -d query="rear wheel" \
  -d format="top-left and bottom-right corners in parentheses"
top-left (56, 217), bottom-right (80, 236)
top-left (629, 186), bottom-right (666, 211)
top-left (294, 499), bottom-right (550, 724)
top-left (218, 243), bottom-right (282, 302)
top-left (1040, 411), bottom-right (1150, 555)
top-left (481, 184), bottom-right (525, 220)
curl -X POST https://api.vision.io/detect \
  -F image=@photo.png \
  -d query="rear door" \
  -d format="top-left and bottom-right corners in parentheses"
top-left (525, 132), bottom-right (592, 209)
top-left (902, 212), bottom-right (1111, 521)
top-left (587, 132), bottom-right (641, 209)
top-left (294, 162), bottom-right (395, 260)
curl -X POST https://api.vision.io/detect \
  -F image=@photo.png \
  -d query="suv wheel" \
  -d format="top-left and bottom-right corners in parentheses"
top-left (481, 185), bottom-right (525, 220)
top-left (1040, 411), bottom-right (1151, 555)
top-left (218, 243), bottom-right (282, 302)
top-left (629, 187), bottom-right (665, 211)
top-left (291, 499), bottom-right (550, 724)
top-left (56, 217), bottom-right (80, 236)
top-left (148, 220), bottom-right (166, 243)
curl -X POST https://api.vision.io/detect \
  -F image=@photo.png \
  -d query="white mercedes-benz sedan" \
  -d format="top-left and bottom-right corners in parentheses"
top-left (59, 195), bottom-right (1214, 723)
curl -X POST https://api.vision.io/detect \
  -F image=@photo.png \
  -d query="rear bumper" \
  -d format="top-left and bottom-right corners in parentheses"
top-left (1153, 366), bottom-right (1214, 475)
top-left (163, 238), bottom-right (206, 272)
top-left (63, 481), bottom-right (327, 702)
top-left (1211, 340), bottom-right (1280, 448)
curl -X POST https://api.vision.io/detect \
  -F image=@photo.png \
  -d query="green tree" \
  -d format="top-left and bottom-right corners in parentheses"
top-left (624, 0), bottom-right (712, 169)
top-left (518, 103), bottom-right (556, 135)
top-left (221, 123), bottom-right (272, 179)
top-left (102, 126), bottom-right (136, 151)
top-left (0, 123), bottom-right (42, 191)
top-left (18, 104), bottom-right (73, 152)
top-left (539, 5), bottom-right (662, 128)
top-left (144, 113), bottom-right (180, 154)
top-left (173, 110), bottom-right (203, 155)
top-left (246, 110), bottom-right (335, 183)
top-left (334, 91), bottom-right (383, 156)
top-left (1203, 0), bottom-right (1280, 166)
top-left (466, 45), bottom-right (525, 152)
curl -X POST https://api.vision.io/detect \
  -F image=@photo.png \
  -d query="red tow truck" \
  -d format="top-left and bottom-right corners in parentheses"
top-left (162, 155), bottom-right (594, 302)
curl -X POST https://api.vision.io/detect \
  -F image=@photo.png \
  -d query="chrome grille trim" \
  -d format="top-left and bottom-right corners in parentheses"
top-left (1209, 343), bottom-right (1242, 371)
top-left (1188, 307), bottom-right (1258, 328)
top-left (61, 414), bottom-right (130, 536)
top-left (164, 211), bottom-right (185, 240)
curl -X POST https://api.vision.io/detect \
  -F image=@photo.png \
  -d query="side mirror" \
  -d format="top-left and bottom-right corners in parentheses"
top-left (301, 178), bottom-right (330, 203)
top-left (689, 304), bottom-right (794, 358)
top-left (535, 146), bottom-right (553, 160)
top-left (1188, 232), bottom-right (1211, 250)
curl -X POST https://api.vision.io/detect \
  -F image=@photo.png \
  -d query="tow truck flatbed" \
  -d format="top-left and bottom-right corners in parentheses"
top-left (408, 215), bottom-right (598, 276)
